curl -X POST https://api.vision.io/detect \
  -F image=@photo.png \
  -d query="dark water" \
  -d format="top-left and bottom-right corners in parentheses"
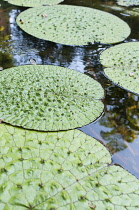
top-left (1, 0), bottom-right (139, 178)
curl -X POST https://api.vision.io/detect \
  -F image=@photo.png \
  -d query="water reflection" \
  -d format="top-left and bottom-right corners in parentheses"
top-left (1, 0), bottom-right (139, 179)
top-left (1, 2), bottom-right (106, 72)
top-left (81, 88), bottom-right (139, 178)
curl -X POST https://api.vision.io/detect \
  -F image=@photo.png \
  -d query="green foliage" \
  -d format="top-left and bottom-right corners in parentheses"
top-left (16, 5), bottom-right (130, 46)
top-left (100, 42), bottom-right (139, 94)
top-left (4, 0), bottom-right (63, 7)
top-left (0, 65), bottom-right (104, 131)
top-left (0, 124), bottom-right (139, 209)
top-left (117, 0), bottom-right (139, 6)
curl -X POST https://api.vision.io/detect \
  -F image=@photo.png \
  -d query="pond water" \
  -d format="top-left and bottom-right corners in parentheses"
top-left (1, 0), bottom-right (139, 179)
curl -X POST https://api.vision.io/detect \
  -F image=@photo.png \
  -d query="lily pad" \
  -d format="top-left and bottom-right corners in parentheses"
top-left (0, 65), bottom-right (104, 131)
top-left (117, 0), bottom-right (139, 6)
top-left (16, 5), bottom-right (130, 46)
top-left (100, 42), bottom-right (139, 95)
top-left (0, 124), bottom-right (139, 209)
top-left (4, 0), bottom-right (63, 7)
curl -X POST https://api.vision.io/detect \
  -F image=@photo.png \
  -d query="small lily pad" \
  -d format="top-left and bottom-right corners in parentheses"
top-left (4, 0), bottom-right (63, 7)
top-left (16, 5), bottom-right (130, 46)
top-left (0, 124), bottom-right (139, 209)
top-left (100, 42), bottom-right (139, 95)
top-left (117, 0), bottom-right (139, 6)
top-left (0, 65), bottom-right (104, 131)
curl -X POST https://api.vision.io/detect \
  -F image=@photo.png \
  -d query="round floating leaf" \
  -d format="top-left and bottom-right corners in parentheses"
top-left (100, 42), bottom-right (139, 94)
top-left (117, 0), bottom-right (139, 6)
top-left (16, 5), bottom-right (130, 46)
top-left (0, 65), bottom-right (104, 131)
top-left (4, 0), bottom-right (63, 7)
top-left (0, 124), bottom-right (139, 209)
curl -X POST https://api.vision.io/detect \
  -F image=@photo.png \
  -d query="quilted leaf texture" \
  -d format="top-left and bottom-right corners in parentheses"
top-left (0, 124), bottom-right (139, 209)
top-left (16, 5), bottom-right (130, 45)
top-left (100, 42), bottom-right (139, 95)
top-left (117, 0), bottom-right (139, 6)
top-left (0, 65), bottom-right (104, 131)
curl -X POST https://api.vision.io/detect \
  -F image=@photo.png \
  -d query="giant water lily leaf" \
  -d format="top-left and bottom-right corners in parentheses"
top-left (0, 124), bottom-right (139, 209)
top-left (0, 65), bottom-right (104, 131)
top-left (100, 42), bottom-right (139, 94)
top-left (4, 0), bottom-right (63, 7)
top-left (117, 0), bottom-right (139, 6)
top-left (16, 5), bottom-right (130, 46)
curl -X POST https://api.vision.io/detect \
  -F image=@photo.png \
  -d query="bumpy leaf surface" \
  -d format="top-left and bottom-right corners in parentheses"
top-left (0, 124), bottom-right (139, 209)
top-left (0, 65), bottom-right (104, 131)
top-left (16, 5), bottom-right (130, 46)
top-left (4, 0), bottom-right (63, 7)
top-left (117, 0), bottom-right (139, 6)
top-left (100, 42), bottom-right (139, 95)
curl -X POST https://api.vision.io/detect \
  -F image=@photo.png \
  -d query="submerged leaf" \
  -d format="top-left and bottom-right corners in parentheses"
top-left (100, 42), bottom-right (139, 95)
top-left (0, 124), bottom-right (139, 209)
top-left (16, 5), bottom-right (130, 46)
top-left (4, 0), bottom-right (63, 7)
top-left (0, 65), bottom-right (104, 131)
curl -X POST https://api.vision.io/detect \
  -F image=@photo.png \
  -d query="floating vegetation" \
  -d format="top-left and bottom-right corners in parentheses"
top-left (16, 5), bottom-right (131, 46)
top-left (100, 42), bottom-right (139, 95)
top-left (117, 0), bottom-right (139, 6)
top-left (4, 0), bottom-right (63, 7)
top-left (0, 123), bottom-right (139, 209)
top-left (0, 65), bottom-right (104, 131)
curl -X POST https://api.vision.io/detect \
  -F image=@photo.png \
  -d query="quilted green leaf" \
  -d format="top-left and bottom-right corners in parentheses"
top-left (0, 124), bottom-right (139, 209)
top-left (4, 0), bottom-right (63, 7)
top-left (100, 42), bottom-right (139, 95)
top-left (0, 65), bottom-right (104, 131)
top-left (117, 0), bottom-right (139, 6)
top-left (16, 5), bottom-right (130, 46)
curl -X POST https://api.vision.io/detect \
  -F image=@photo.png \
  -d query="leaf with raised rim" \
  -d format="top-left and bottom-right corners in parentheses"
top-left (0, 65), bottom-right (104, 131)
top-left (4, 0), bottom-right (63, 7)
top-left (16, 5), bottom-right (130, 46)
top-left (100, 42), bottom-right (139, 95)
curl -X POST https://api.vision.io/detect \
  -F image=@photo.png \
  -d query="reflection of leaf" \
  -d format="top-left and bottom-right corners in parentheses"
top-left (99, 111), bottom-right (137, 154)
top-left (4, 0), bottom-right (63, 7)
top-left (0, 35), bottom-right (10, 41)
top-left (101, 131), bottom-right (127, 153)
top-left (0, 65), bottom-right (104, 131)
top-left (100, 42), bottom-right (139, 95)
top-left (0, 52), bottom-right (13, 69)
top-left (0, 26), bottom-right (5, 31)
top-left (0, 123), bottom-right (139, 209)
top-left (127, 106), bottom-right (139, 130)
top-left (16, 5), bottom-right (130, 46)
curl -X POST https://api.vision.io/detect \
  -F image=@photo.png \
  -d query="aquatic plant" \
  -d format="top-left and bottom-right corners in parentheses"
top-left (117, 0), bottom-right (139, 6)
top-left (0, 65), bottom-right (104, 131)
top-left (100, 42), bottom-right (139, 95)
top-left (0, 2), bottom-right (139, 209)
top-left (16, 5), bottom-right (130, 46)
top-left (0, 123), bottom-right (139, 209)
top-left (4, 0), bottom-right (63, 7)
